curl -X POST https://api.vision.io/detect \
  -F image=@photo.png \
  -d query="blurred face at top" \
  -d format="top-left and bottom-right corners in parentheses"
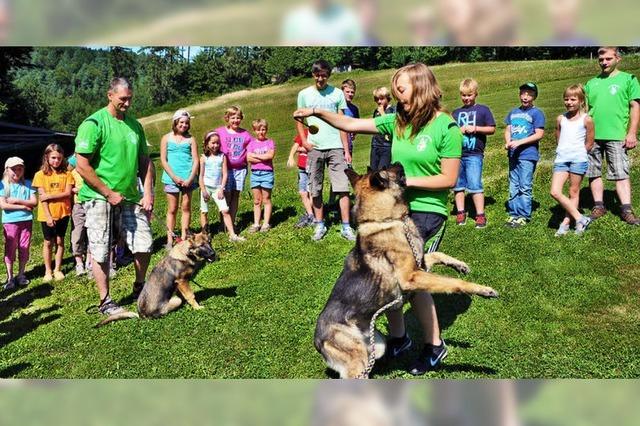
top-left (227, 112), bottom-right (242, 131)
top-left (7, 165), bottom-right (24, 181)
top-left (598, 48), bottom-right (620, 74)
top-left (107, 85), bottom-right (132, 117)
top-left (313, 70), bottom-right (330, 91)
top-left (460, 91), bottom-right (478, 107)
top-left (175, 117), bottom-right (190, 134)
top-left (394, 73), bottom-right (414, 111)
top-left (343, 86), bottom-right (356, 102)
top-left (254, 125), bottom-right (268, 140)
top-left (207, 136), bottom-right (220, 153)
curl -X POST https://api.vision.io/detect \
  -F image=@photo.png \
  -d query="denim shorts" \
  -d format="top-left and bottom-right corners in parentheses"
top-left (553, 161), bottom-right (588, 175)
top-left (225, 168), bottom-right (247, 192)
top-left (453, 155), bottom-right (484, 193)
top-left (164, 183), bottom-right (196, 194)
top-left (298, 168), bottom-right (310, 193)
top-left (250, 170), bottom-right (274, 189)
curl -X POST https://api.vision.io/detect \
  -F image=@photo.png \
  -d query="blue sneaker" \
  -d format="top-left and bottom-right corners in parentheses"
top-left (408, 340), bottom-right (448, 375)
top-left (311, 223), bottom-right (328, 241)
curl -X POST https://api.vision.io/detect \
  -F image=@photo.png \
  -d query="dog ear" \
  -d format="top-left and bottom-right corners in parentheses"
top-left (369, 170), bottom-right (389, 189)
top-left (345, 167), bottom-right (361, 187)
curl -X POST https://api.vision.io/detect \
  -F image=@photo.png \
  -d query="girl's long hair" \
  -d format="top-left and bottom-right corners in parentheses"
top-left (202, 130), bottom-right (220, 157)
top-left (391, 63), bottom-right (443, 140)
top-left (41, 143), bottom-right (67, 175)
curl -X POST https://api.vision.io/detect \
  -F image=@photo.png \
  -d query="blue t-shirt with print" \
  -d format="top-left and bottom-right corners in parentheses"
top-left (504, 106), bottom-right (545, 161)
top-left (452, 103), bottom-right (496, 157)
top-left (0, 180), bottom-right (35, 223)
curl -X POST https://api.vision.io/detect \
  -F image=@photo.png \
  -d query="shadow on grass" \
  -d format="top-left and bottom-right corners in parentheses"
top-left (450, 195), bottom-right (497, 218)
top-left (0, 283), bottom-right (55, 323)
top-left (0, 362), bottom-right (31, 378)
top-left (270, 205), bottom-right (297, 227)
top-left (0, 304), bottom-right (62, 348)
top-left (23, 255), bottom-right (77, 281)
top-left (194, 285), bottom-right (238, 302)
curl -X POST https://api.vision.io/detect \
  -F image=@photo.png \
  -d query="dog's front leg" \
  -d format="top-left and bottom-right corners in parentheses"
top-left (399, 270), bottom-right (498, 298)
top-left (423, 252), bottom-right (470, 274)
top-left (176, 280), bottom-right (203, 309)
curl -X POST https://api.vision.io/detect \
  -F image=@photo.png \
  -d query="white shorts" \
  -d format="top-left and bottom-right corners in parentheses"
top-left (200, 186), bottom-right (230, 213)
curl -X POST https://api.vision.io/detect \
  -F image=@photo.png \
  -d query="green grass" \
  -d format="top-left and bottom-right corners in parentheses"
top-left (2, 57), bottom-right (640, 378)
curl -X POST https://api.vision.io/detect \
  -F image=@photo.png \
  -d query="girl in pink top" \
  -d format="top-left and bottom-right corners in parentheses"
top-left (247, 119), bottom-right (275, 233)
top-left (215, 106), bottom-right (252, 225)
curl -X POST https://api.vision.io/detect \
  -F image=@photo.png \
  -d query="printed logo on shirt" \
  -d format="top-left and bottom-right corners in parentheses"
top-left (458, 111), bottom-right (478, 150)
top-left (609, 84), bottom-right (620, 95)
top-left (416, 135), bottom-right (432, 152)
top-left (128, 132), bottom-right (138, 145)
top-left (77, 140), bottom-right (89, 149)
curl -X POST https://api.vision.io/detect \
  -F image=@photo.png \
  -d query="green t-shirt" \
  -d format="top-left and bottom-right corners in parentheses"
top-left (75, 107), bottom-right (148, 203)
top-left (297, 84), bottom-right (347, 150)
top-left (585, 71), bottom-right (640, 141)
top-left (375, 112), bottom-right (462, 216)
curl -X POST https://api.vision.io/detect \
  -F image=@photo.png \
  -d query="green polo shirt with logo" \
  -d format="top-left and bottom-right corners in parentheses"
top-left (75, 107), bottom-right (148, 203)
top-left (375, 112), bottom-right (462, 216)
top-left (585, 71), bottom-right (640, 141)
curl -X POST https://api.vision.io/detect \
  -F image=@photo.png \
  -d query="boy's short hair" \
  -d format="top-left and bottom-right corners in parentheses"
top-left (311, 59), bottom-right (332, 76)
top-left (252, 118), bottom-right (268, 130)
top-left (598, 46), bottom-right (621, 56)
top-left (372, 86), bottom-right (391, 101)
top-left (341, 79), bottom-right (356, 91)
top-left (459, 78), bottom-right (479, 94)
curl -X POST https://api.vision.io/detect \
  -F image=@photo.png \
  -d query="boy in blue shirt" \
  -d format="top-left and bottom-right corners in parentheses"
top-left (504, 82), bottom-right (545, 227)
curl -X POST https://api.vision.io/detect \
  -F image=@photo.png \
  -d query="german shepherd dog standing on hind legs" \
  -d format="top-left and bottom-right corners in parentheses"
top-left (95, 231), bottom-right (217, 327)
top-left (314, 163), bottom-right (499, 378)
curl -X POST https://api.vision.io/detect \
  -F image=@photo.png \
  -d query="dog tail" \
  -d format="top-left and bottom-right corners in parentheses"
top-left (94, 311), bottom-right (139, 328)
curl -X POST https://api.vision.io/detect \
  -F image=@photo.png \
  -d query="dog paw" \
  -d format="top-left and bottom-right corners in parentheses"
top-left (452, 262), bottom-right (470, 274)
top-left (478, 286), bottom-right (499, 299)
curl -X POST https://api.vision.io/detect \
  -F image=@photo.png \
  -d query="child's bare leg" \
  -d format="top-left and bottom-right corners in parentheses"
top-left (43, 239), bottom-right (53, 275)
top-left (454, 190), bottom-right (466, 212)
top-left (54, 235), bottom-right (64, 272)
top-left (221, 210), bottom-right (237, 237)
top-left (550, 171), bottom-right (580, 223)
top-left (262, 188), bottom-right (272, 226)
top-left (180, 191), bottom-right (192, 239)
top-left (200, 212), bottom-right (208, 231)
top-left (252, 188), bottom-right (262, 226)
top-left (472, 192), bottom-right (485, 215)
top-left (568, 172), bottom-right (584, 217)
top-left (166, 192), bottom-right (179, 245)
top-left (300, 190), bottom-right (313, 216)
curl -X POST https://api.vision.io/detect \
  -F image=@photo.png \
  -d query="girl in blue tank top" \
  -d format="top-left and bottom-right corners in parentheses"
top-left (160, 109), bottom-right (199, 248)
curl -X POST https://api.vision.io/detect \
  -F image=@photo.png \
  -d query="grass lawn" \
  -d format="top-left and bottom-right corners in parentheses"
top-left (1, 56), bottom-right (640, 378)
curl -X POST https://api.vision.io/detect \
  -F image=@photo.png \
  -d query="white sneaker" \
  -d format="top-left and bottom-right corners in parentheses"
top-left (311, 223), bottom-right (328, 241)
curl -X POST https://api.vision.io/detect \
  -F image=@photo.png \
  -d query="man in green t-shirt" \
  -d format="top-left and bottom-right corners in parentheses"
top-left (585, 47), bottom-right (640, 225)
top-left (75, 77), bottom-right (155, 316)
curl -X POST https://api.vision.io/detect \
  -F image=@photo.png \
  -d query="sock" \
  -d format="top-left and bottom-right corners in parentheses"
top-left (594, 201), bottom-right (605, 208)
top-left (341, 222), bottom-right (351, 230)
top-left (476, 212), bottom-right (485, 217)
top-left (314, 220), bottom-right (325, 227)
top-left (621, 204), bottom-right (632, 212)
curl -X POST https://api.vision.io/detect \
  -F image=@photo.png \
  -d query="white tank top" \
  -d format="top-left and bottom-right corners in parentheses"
top-left (555, 113), bottom-right (588, 163)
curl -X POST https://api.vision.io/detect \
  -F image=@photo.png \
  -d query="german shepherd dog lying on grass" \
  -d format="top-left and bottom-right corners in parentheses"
top-left (314, 163), bottom-right (499, 378)
top-left (95, 231), bottom-right (217, 327)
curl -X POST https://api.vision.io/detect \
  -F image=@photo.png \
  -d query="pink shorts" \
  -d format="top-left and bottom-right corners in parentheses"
top-left (3, 221), bottom-right (32, 263)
